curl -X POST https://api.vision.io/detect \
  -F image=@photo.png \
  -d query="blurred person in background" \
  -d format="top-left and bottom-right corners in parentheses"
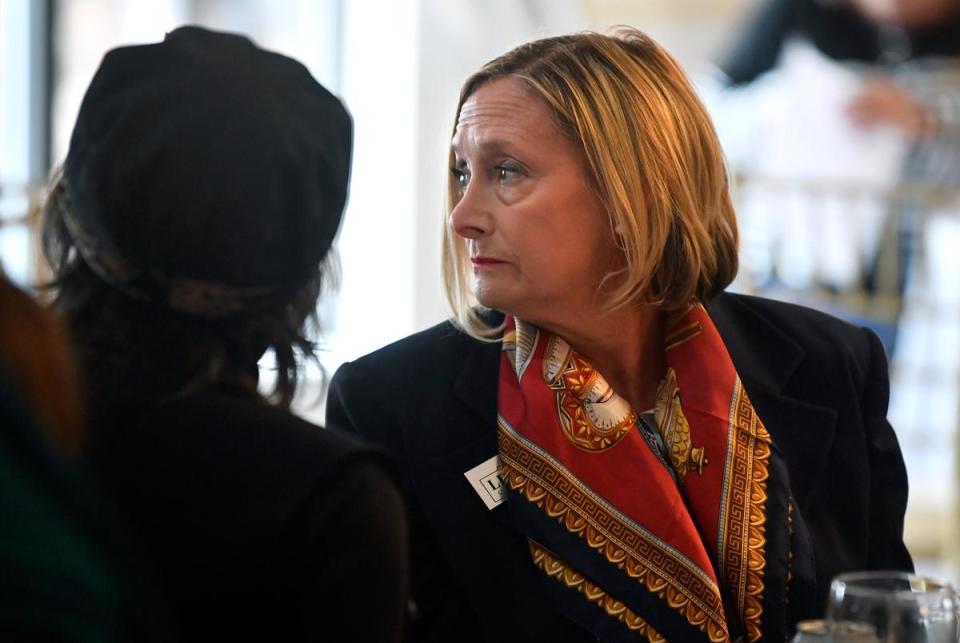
top-left (328, 28), bottom-right (913, 643)
top-left (725, 0), bottom-right (960, 120)
top-left (719, 0), bottom-right (960, 352)
top-left (0, 270), bottom-right (85, 455)
top-left (42, 26), bottom-right (407, 643)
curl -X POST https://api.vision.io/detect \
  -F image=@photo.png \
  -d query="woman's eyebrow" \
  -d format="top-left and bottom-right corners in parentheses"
top-left (450, 138), bottom-right (522, 156)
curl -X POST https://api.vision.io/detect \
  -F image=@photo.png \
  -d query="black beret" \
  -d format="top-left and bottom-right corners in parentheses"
top-left (61, 25), bottom-right (352, 314)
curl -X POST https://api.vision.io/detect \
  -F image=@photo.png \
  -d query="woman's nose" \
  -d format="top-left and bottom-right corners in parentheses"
top-left (449, 186), bottom-right (492, 240)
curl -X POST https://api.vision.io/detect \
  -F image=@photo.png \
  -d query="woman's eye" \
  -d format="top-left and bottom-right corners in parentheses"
top-left (496, 164), bottom-right (522, 181)
top-left (450, 167), bottom-right (469, 188)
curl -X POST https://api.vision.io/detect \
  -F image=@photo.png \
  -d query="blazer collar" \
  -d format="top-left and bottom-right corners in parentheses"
top-left (452, 331), bottom-right (501, 429)
top-left (703, 294), bottom-right (804, 394)
top-left (705, 294), bottom-right (838, 512)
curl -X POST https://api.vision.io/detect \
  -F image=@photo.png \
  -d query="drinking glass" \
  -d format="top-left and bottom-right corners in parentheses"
top-left (791, 619), bottom-right (879, 642)
top-left (826, 571), bottom-right (959, 642)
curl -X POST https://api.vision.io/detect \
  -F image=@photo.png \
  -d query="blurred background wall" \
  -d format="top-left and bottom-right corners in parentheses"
top-left (1, 0), bottom-right (957, 582)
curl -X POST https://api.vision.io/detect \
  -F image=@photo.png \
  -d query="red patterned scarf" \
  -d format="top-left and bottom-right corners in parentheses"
top-left (497, 305), bottom-right (807, 642)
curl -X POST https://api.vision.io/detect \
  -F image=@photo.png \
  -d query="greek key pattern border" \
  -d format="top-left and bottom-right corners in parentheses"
top-left (717, 380), bottom-right (771, 643)
top-left (529, 539), bottom-right (666, 643)
top-left (498, 421), bottom-right (730, 643)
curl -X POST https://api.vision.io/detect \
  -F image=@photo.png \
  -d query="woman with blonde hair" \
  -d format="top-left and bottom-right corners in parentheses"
top-left (328, 28), bottom-right (912, 642)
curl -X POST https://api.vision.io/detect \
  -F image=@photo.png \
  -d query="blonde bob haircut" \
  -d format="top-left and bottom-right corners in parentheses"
top-left (442, 28), bottom-right (738, 339)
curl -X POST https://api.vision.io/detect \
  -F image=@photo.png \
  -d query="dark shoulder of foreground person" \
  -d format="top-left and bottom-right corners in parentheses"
top-left (92, 390), bottom-right (408, 643)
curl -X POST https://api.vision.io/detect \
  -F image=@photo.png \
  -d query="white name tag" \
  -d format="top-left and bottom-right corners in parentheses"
top-left (464, 455), bottom-right (506, 510)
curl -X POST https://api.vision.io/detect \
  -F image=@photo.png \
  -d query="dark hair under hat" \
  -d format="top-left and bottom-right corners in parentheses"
top-left (60, 25), bottom-right (352, 316)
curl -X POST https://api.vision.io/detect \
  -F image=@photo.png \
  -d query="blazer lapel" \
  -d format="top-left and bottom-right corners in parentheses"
top-left (448, 335), bottom-right (516, 530)
top-left (399, 327), bottom-right (510, 526)
top-left (401, 327), bottom-right (590, 641)
top-left (705, 295), bottom-right (838, 514)
top-left (452, 332), bottom-right (500, 432)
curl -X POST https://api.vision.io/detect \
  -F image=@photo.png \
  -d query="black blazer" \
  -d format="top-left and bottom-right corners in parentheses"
top-left (328, 293), bottom-right (913, 642)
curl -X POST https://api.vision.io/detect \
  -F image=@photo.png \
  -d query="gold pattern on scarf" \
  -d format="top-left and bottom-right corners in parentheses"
top-left (665, 320), bottom-right (703, 351)
top-left (528, 539), bottom-right (666, 643)
top-left (498, 420), bottom-right (731, 643)
top-left (542, 335), bottom-right (636, 452)
top-left (787, 503), bottom-right (794, 590)
top-left (717, 379), bottom-right (771, 643)
top-left (655, 368), bottom-right (708, 479)
top-left (502, 329), bottom-right (518, 372)
top-left (503, 322), bottom-right (541, 381)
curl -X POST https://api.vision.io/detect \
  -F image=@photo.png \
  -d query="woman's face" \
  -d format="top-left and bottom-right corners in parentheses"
top-left (449, 78), bottom-right (621, 327)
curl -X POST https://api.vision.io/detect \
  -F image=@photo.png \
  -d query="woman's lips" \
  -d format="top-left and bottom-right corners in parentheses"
top-left (471, 256), bottom-right (507, 267)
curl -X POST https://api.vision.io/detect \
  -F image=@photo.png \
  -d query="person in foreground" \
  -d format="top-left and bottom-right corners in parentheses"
top-left (327, 28), bottom-right (912, 643)
top-left (0, 272), bottom-right (175, 641)
top-left (43, 26), bottom-right (407, 642)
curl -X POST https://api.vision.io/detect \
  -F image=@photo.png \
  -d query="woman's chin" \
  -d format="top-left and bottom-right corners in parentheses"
top-left (473, 287), bottom-right (505, 312)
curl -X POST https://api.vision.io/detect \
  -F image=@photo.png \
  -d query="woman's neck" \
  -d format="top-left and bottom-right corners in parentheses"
top-left (539, 305), bottom-right (666, 412)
